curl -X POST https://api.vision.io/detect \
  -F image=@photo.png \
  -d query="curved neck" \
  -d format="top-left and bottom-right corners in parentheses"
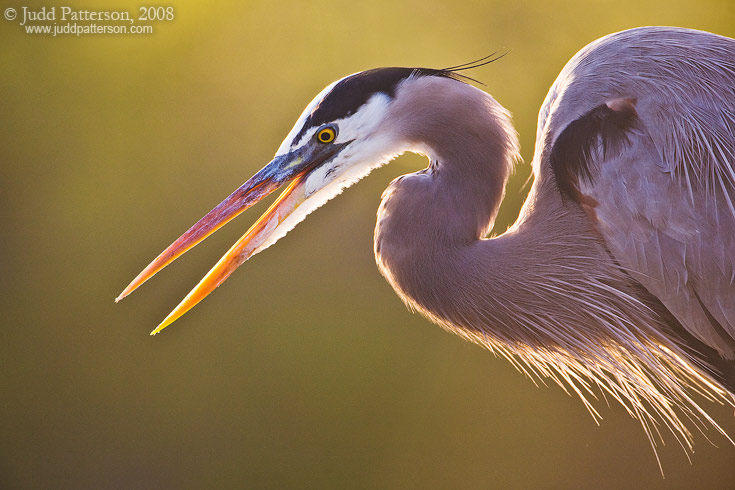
top-left (379, 76), bottom-right (520, 245)
top-left (373, 76), bottom-right (657, 353)
top-left (374, 77), bottom-right (525, 323)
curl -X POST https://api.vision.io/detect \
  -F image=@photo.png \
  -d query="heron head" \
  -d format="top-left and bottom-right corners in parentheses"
top-left (117, 67), bottom-right (476, 333)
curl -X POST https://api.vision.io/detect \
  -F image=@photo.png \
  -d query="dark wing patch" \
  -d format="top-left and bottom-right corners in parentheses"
top-left (550, 98), bottom-right (639, 202)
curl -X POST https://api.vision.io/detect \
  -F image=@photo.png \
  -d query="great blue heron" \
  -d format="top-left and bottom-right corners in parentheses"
top-left (117, 26), bottom-right (735, 453)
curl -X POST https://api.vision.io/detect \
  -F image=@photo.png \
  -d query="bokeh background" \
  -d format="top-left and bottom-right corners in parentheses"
top-left (2, 0), bottom-right (735, 488)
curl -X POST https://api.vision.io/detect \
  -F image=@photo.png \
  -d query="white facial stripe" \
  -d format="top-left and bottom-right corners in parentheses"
top-left (332, 93), bottom-right (391, 144)
top-left (276, 79), bottom-right (393, 156)
top-left (292, 127), bottom-right (319, 150)
top-left (275, 78), bottom-right (341, 156)
top-left (287, 92), bottom-right (391, 151)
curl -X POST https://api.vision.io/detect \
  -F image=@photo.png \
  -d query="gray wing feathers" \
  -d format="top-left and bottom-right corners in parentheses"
top-left (552, 27), bottom-right (735, 357)
top-left (587, 131), bottom-right (735, 356)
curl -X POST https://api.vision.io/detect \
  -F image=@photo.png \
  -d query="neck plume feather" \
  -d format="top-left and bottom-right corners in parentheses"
top-left (374, 77), bottom-right (734, 456)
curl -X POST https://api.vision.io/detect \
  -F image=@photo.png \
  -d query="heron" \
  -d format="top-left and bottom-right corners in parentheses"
top-left (117, 26), bottom-right (735, 453)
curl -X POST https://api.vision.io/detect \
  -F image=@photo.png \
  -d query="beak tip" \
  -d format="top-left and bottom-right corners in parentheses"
top-left (116, 280), bottom-right (141, 303)
top-left (150, 312), bottom-right (178, 336)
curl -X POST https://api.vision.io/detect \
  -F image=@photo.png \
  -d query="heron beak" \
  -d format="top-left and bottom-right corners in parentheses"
top-left (116, 144), bottom-right (339, 334)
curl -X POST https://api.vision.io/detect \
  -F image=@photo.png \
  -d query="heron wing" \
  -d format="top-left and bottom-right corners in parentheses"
top-left (541, 28), bottom-right (735, 357)
top-left (571, 96), bottom-right (735, 357)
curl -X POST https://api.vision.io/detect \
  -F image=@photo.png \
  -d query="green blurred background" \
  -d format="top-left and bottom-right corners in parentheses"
top-left (2, 0), bottom-right (734, 488)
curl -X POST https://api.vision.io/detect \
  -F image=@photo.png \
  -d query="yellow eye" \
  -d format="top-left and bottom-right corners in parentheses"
top-left (316, 127), bottom-right (336, 144)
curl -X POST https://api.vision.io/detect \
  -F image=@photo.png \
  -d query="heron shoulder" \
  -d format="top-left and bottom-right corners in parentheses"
top-left (536, 26), bottom-right (735, 153)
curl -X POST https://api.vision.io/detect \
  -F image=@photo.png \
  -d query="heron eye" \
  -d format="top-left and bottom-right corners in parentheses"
top-left (316, 126), bottom-right (336, 144)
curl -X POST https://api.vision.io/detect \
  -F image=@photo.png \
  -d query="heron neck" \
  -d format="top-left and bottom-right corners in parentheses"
top-left (376, 167), bottom-right (622, 350)
top-left (374, 113), bottom-right (527, 321)
top-left (385, 81), bottom-right (519, 244)
top-left (374, 74), bottom-right (626, 341)
top-left (374, 76), bottom-right (619, 347)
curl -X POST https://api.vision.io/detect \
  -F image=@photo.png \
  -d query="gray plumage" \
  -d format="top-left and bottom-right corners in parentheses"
top-left (376, 27), bottom-right (735, 453)
top-left (119, 26), bottom-right (735, 458)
